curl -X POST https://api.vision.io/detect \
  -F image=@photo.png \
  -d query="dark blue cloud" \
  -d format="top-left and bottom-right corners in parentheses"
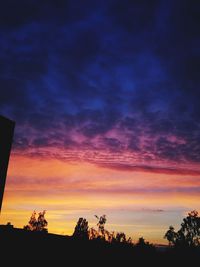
top-left (0, 0), bottom-right (200, 165)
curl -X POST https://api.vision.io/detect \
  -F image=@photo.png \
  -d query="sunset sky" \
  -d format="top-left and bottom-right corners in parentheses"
top-left (0, 1), bottom-right (200, 244)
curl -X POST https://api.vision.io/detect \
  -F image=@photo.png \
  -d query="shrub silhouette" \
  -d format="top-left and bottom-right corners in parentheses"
top-left (88, 215), bottom-right (133, 245)
top-left (115, 232), bottom-right (127, 243)
top-left (136, 237), bottom-right (153, 248)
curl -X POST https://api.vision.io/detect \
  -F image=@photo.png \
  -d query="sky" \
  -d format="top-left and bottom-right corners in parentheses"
top-left (0, 0), bottom-right (200, 244)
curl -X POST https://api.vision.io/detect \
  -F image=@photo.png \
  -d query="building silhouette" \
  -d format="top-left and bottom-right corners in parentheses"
top-left (0, 115), bottom-right (15, 213)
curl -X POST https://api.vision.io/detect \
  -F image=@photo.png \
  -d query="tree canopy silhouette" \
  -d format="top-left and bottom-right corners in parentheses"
top-left (24, 210), bottom-right (48, 232)
top-left (164, 226), bottom-right (177, 246)
top-left (73, 217), bottom-right (89, 240)
top-left (164, 210), bottom-right (200, 247)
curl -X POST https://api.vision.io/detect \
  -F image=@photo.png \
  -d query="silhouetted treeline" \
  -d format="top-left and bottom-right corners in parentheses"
top-left (1, 225), bottom-right (199, 267)
top-left (1, 210), bottom-right (200, 266)
top-left (73, 214), bottom-right (135, 245)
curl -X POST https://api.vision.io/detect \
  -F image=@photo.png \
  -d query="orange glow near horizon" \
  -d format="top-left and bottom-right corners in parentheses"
top-left (1, 153), bottom-right (200, 244)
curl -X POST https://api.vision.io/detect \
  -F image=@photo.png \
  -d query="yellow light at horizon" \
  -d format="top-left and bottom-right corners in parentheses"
top-left (1, 154), bottom-right (200, 244)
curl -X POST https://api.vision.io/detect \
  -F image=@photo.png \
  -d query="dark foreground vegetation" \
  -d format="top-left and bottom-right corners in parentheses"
top-left (0, 225), bottom-right (199, 266)
top-left (1, 210), bottom-right (200, 266)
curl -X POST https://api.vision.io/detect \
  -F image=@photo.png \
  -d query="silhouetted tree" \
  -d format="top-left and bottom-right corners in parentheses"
top-left (73, 217), bottom-right (89, 240)
top-left (24, 210), bottom-right (48, 232)
top-left (164, 210), bottom-right (200, 247)
top-left (164, 226), bottom-right (177, 246)
top-left (179, 210), bottom-right (200, 246)
top-left (95, 214), bottom-right (107, 239)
